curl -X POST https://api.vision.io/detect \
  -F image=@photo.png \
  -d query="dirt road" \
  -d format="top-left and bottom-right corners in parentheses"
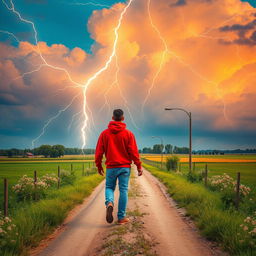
top-left (32, 167), bottom-right (223, 256)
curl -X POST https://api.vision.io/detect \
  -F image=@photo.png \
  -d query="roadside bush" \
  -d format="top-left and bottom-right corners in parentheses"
top-left (0, 212), bottom-right (18, 254)
top-left (12, 175), bottom-right (48, 201)
top-left (41, 174), bottom-right (58, 187)
top-left (209, 174), bottom-right (251, 207)
top-left (166, 155), bottom-right (180, 171)
top-left (60, 169), bottom-right (76, 185)
top-left (238, 212), bottom-right (256, 251)
top-left (186, 171), bottom-right (203, 183)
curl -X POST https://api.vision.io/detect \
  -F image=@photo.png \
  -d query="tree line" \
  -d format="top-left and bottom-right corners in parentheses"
top-left (141, 144), bottom-right (189, 154)
top-left (0, 145), bottom-right (95, 158)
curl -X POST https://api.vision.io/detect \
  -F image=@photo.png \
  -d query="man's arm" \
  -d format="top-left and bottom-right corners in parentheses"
top-left (127, 132), bottom-right (143, 176)
top-left (95, 133), bottom-right (105, 176)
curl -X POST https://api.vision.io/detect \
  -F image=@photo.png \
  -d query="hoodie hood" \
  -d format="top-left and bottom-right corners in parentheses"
top-left (108, 121), bottom-right (126, 134)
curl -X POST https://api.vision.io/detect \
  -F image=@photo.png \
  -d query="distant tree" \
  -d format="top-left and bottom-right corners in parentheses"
top-left (165, 144), bottom-right (173, 154)
top-left (142, 147), bottom-right (152, 153)
top-left (38, 145), bottom-right (52, 158)
top-left (153, 144), bottom-right (164, 154)
top-left (52, 145), bottom-right (65, 157)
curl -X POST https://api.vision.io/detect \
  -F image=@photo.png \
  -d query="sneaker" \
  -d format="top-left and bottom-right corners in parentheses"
top-left (106, 202), bottom-right (114, 223)
top-left (117, 217), bottom-right (130, 225)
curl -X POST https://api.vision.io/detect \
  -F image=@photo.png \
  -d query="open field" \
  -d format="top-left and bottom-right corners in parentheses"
top-left (142, 155), bottom-right (256, 187)
top-left (142, 154), bottom-right (256, 162)
top-left (0, 161), bottom-right (95, 211)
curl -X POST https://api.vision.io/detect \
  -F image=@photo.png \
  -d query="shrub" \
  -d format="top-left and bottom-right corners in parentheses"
top-left (0, 212), bottom-right (18, 254)
top-left (41, 174), bottom-right (58, 187)
top-left (186, 171), bottom-right (203, 183)
top-left (60, 169), bottom-right (76, 185)
top-left (209, 173), bottom-right (251, 207)
top-left (238, 211), bottom-right (256, 251)
top-left (166, 155), bottom-right (180, 171)
top-left (12, 175), bottom-right (48, 201)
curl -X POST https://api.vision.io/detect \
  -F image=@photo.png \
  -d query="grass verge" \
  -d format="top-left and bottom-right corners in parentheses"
top-left (2, 174), bottom-right (104, 256)
top-left (143, 163), bottom-right (255, 256)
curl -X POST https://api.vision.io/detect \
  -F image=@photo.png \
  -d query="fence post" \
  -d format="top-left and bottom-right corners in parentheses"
top-left (235, 172), bottom-right (241, 210)
top-left (34, 170), bottom-right (37, 200)
top-left (82, 163), bottom-right (85, 176)
top-left (204, 164), bottom-right (208, 186)
top-left (58, 165), bottom-right (60, 189)
top-left (4, 178), bottom-right (8, 217)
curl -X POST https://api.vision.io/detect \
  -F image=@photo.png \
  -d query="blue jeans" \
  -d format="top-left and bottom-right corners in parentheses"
top-left (105, 167), bottom-right (131, 220)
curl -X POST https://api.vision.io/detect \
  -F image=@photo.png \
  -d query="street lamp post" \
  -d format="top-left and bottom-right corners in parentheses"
top-left (152, 136), bottom-right (164, 169)
top-left (164, 108), bottom-right (192, 172)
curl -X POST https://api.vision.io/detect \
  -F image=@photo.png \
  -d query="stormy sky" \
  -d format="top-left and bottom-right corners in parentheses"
top-left (0, 0), bottom-right (256, 150)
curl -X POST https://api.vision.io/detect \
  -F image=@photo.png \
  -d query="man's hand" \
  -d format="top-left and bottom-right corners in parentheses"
top-left (138, 169), bottom-right (143, 176)
top-left (98, 167), bottom-right (104, 176)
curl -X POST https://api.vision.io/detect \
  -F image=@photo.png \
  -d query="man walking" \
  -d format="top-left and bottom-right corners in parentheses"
top-left (95, 109), bottom-right (143, 225)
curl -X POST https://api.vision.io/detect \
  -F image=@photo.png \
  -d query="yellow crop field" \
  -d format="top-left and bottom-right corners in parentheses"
top-left (142, 154), bottom-right (256, 163)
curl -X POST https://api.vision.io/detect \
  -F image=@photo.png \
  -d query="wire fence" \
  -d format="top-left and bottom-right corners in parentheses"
top-left (142, 158), bottom-right (256, 210)
top-left (1, 161), bottom-right (97, 216)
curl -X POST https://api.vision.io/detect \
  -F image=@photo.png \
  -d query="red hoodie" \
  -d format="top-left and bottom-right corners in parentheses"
top-left (95, 121), bottom-right (142, 170)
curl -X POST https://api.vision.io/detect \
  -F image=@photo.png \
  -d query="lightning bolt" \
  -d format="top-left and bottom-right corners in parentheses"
top-left (70, 1), bottom-right (111, 8)
top-left (80, 0), bottom-right (135, 150)
top-left (142, 0), bottom-right (168, 110)
top-left (2, 0), bottom-right (84, 88)
top-left (68, 110), bottom-right (83, 132)
top-left (0, 29), bottom-right (20, 43)
top-left (143, 0), bottom-right (234, 124)
top-left (32, 93), bottom-right (81, 148)
top-left (2, 0), bottom-right (88, 147)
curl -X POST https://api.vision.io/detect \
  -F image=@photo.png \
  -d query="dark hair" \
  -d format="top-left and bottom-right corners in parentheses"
top-left (113, 109), bottom-right (124, 121)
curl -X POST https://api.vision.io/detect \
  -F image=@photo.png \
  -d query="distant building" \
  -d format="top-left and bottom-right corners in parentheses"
top-left (26, 152), bottom-right (34, 158)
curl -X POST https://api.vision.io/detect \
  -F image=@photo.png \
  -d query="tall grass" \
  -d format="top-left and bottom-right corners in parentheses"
top-left (143, 163), bottom-right (255, 256)
top-left (2, 174), bottom-right (104, 256)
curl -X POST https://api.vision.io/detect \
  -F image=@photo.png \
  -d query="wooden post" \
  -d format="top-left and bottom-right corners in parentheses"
top-left (82, 163), bottom-right (85, 176)
top-left (204, 164), bottom-right (208, 186)
top-left (34, 170), bottom-right (37, 200)
top-left (235, 172), bottom-right (241, 210)
top-left (4, 178), bottom-right (8, 217)
top-left (58, 165), bottom-right (60, 189)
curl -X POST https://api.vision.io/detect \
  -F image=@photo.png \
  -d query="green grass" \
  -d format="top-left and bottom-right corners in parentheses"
top-left (143, 158), bottom-right (256, 188)
top-left (143, 163), bottom-right (255, 256)
top-left (2, 173), bottom-right (104, 256)
top-left (180, 162), bottom-right (256, 188)
top-left (0, 161), bottom-right (95, 211)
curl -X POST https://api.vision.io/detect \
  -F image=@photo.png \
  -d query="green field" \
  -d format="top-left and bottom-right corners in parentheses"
top-left (181, 162), bottom-right (256, 187)
top-left (0, 161), bottom-right (96, 211)
top-left (142, 157), bottom-right (256, 188)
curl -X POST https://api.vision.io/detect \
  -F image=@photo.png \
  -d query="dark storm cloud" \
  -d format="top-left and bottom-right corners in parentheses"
top-left (219, 19), bottom-right (256, 46)
top-left (0, 93), bottom-right (22, 105)
top-left (170, 0), bottom-right (187, 7)
top-left (220, 19), bottom-right (256, 31)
